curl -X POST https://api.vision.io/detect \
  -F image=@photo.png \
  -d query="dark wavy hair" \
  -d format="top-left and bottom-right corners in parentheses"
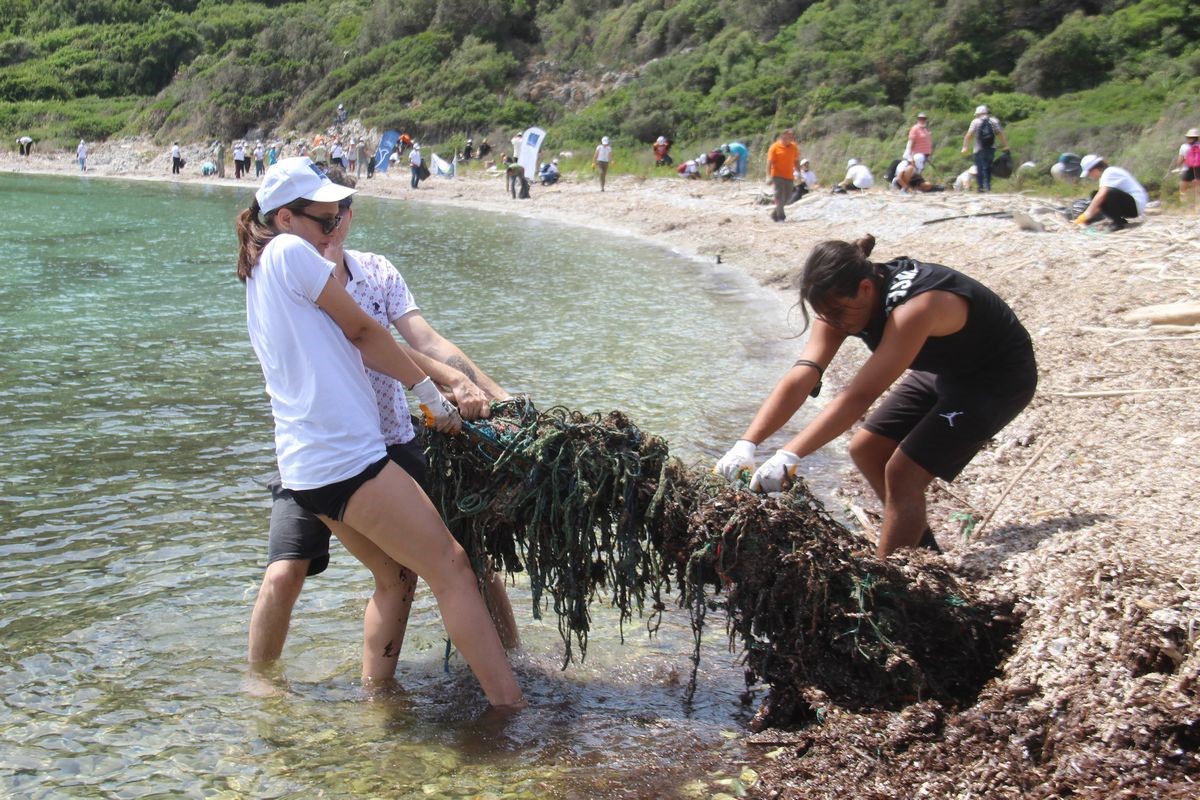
top-left (796, 234), bottom-right (881, 331)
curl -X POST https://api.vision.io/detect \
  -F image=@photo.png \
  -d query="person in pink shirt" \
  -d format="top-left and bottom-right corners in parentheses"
top-left (906, 112), bottom-right (933, 177)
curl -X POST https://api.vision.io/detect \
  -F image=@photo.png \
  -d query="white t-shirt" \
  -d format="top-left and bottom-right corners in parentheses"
top-left (595, 144), bottom-right (612, 163)
top-left (344, 249), bottom-right (420, 446)
top-left (409, 149), bottom-right (422, 167)
top-left (233, 144), bottom-right (245, 160)
top-left (245, 234), bottom-right (386, 489)
top-left (254, 144), bottom-right (265, 160)
top-left (799, 168), bottom-right (817, 186)
top-left (846, 164), bottom-right (874, 188)
top-left (1099, 166), bottom-right (1148, 215)
top-left (171, 144), bottom-right (180, 158)
top-left (77, 142), bottom-right (87, 157)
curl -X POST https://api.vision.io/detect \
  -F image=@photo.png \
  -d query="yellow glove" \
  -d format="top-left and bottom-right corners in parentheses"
top-left (1073, 213), bottom-right (1090, 227)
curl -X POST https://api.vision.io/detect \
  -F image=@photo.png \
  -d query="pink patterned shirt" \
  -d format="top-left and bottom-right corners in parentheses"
top-left (343, 249), bottom-right (420, 445)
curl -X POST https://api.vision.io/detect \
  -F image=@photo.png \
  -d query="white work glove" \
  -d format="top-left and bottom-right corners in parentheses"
top-left (749, 450), bottom-right (803, 493)
top-left (714, 439), bottom-right (757, 483)
top-left (411, 376), bottom-right (462, 434)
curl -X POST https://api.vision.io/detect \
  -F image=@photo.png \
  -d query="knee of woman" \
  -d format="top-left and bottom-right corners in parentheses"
top-left (883, 453), bottom-right (930, 500)
top-left (373, 565), bottom-right (417, 593)
top-left (262, 560), bottom-right (308, 599)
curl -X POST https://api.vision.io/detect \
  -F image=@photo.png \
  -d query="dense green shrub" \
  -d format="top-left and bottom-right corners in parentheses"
top-left (0, 0), bottom-right (1194, 200)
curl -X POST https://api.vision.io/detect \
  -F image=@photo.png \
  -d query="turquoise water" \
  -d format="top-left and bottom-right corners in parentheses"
top-left (0, 172), bottom-right (832, 798)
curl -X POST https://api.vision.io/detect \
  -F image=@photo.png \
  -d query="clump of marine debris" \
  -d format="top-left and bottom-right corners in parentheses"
top-left (417, 399), bottom-right (1018, 728)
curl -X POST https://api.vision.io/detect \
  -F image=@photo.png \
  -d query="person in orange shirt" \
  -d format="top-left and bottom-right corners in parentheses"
top-left (766, 129), bottom-right (802, 222)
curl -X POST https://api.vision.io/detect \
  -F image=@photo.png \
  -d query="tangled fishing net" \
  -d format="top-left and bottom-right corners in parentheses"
top-left (417, 399), bottom-right (1019, 727)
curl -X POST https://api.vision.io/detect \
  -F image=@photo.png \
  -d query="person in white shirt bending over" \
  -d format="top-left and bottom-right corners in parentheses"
top-left (1074, 154), bottom-right (1148, 231)
top-left (235, 157), bottom-right (524, 712)
top-left (834, 158), bottom-right (874, 192)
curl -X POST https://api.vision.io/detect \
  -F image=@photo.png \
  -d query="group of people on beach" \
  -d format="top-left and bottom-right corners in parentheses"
top-left (236, 150), bottom-right (1040, 711)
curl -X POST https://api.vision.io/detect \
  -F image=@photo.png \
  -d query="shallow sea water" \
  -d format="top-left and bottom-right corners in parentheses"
top-left (0, 172), bottom-right (837, 798)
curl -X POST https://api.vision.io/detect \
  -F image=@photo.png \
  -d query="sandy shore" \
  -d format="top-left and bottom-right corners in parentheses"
top-left (6, 141), bottom-right (1199, 796)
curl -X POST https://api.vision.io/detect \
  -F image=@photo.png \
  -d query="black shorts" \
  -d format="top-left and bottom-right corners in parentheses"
top-left (862, 361), bottom-right (1037, 481)
top-left (266, 441), bottom-right (429, 576)
top-left (1182, 166), bottom-right (1199, 182)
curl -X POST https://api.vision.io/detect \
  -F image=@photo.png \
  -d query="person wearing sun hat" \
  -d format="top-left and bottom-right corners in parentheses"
top-left (1074, 154), bottom-right (1147, 230)
top-left (834, 158), bottom-right (874, 192)
top-left (1176, 127), bottom-right (1200, 206)
top-left (234, 156), bottom-right (526, 713)
top-left (907, 112), bottom-right (934, 176)
top-left (592, 135), bottom-right (613, 191)
top-left (961, 104), bottom-right (1009, 192)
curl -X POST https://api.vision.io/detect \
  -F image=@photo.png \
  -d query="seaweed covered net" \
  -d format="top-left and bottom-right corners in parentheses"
top-left (418, 397), bottom-right (672, 666)
top-left (417, 399), bottom-right (1019, 725)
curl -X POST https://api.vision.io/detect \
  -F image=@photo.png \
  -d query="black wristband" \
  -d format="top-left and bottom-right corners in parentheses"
top-left (793, 359), bottom-right (824, 398)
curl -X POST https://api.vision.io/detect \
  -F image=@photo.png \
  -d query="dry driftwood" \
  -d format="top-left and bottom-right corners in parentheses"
top-left (1052, 386), bottom-right (1200, 398)
top-left (1123, 301), bottom-right (1200, 326)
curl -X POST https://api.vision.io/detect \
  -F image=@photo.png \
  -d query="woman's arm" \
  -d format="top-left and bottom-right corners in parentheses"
top-left (314, 275), bottom-right (428, 390)
top-left (781, 294), bottom-right (945, 457)
top-left (741, 321), bottom-right (847, 444)
top-left (1080, 185), bottom-right (1110, 223)
top-left (395, 311), bottom-right (509, 401)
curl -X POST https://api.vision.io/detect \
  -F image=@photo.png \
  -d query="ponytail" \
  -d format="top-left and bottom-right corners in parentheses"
top-left (796, 234), bottom-right (880, 331)
top-left (235, 199), bottom-right (274, 283)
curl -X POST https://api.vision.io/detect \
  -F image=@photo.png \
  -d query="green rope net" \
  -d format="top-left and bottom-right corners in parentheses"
top-left (417, 399), bottom-right (1018, 727)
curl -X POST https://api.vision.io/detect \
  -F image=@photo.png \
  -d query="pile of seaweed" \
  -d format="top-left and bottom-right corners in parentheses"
top-left (417, 399), bottom-right (1019, 725)
top-left (419, 397), bottom-right (672, 666)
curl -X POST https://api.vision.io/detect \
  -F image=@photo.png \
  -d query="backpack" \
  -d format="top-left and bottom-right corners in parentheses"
top-left (990, 150), bottom-right (1013, 179)
top-left (977, 117), bottom-right (996, 148)
top-left (1186, 142), bottom-right (1200, 169)
top-left (885, 159), bottom-right (902, 184)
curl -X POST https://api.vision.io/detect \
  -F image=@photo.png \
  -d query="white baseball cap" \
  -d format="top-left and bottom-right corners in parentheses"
top-left (1079, 154), bottom-right (1103, 175)
top-left (975, 105), bottom-right (989, 115)
top-left (255, 157), bottom-right (355, 214)
top-left (847, 158), bottom-right (859, 168)
top-left (601, 136), bottom-right (610, 145)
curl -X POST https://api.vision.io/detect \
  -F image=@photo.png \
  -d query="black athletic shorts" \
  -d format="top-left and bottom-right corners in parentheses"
top-left (1181, 166), bottom-right (1198, 182)
top-left (266, 441), bottom-right (429, 576)
top-left (862, 360), bottom-right (1037, 481)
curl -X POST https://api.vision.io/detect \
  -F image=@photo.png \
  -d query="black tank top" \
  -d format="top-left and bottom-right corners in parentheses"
top-left (854, 258), bottom-right (1033, 377)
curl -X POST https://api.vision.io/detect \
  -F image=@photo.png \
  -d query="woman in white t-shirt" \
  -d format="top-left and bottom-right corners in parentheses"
top-left (1074, 154), bottom-right (1148, 230)
top-left (235, 157), bottom-right (524, 711)
top-left (592, 135), bottom-right (613, 191)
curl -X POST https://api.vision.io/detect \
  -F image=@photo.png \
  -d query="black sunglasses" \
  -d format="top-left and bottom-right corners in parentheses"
top-left (291, 209), bottom-right (343, 234)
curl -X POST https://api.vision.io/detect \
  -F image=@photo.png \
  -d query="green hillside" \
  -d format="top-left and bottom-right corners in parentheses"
top-left (2, 0), bottom-right (1197, 193)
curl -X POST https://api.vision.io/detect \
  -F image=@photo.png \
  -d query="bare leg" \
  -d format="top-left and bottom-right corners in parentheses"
top-left (877, 449), bottom-right (936, 558)
top-left (335, 526), bottom-right (419, 682)
top-left (248, 558), bottom-right (311, 664)
top-left (330, 462), bottom-right (523, 707)
top-left (848, 428), bottom-right (900, 504)
top-left (485, 570), bottom-right (520, 650)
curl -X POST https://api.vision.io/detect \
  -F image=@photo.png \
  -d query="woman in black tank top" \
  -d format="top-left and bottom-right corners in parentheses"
top-left (714, 235), bottom-right (1036, 558)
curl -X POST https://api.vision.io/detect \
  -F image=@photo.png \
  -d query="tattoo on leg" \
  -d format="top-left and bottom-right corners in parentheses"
top-left (382, 640), bottom-right (398, 658)
top-left (446, 355), bottom-right (478, 385)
